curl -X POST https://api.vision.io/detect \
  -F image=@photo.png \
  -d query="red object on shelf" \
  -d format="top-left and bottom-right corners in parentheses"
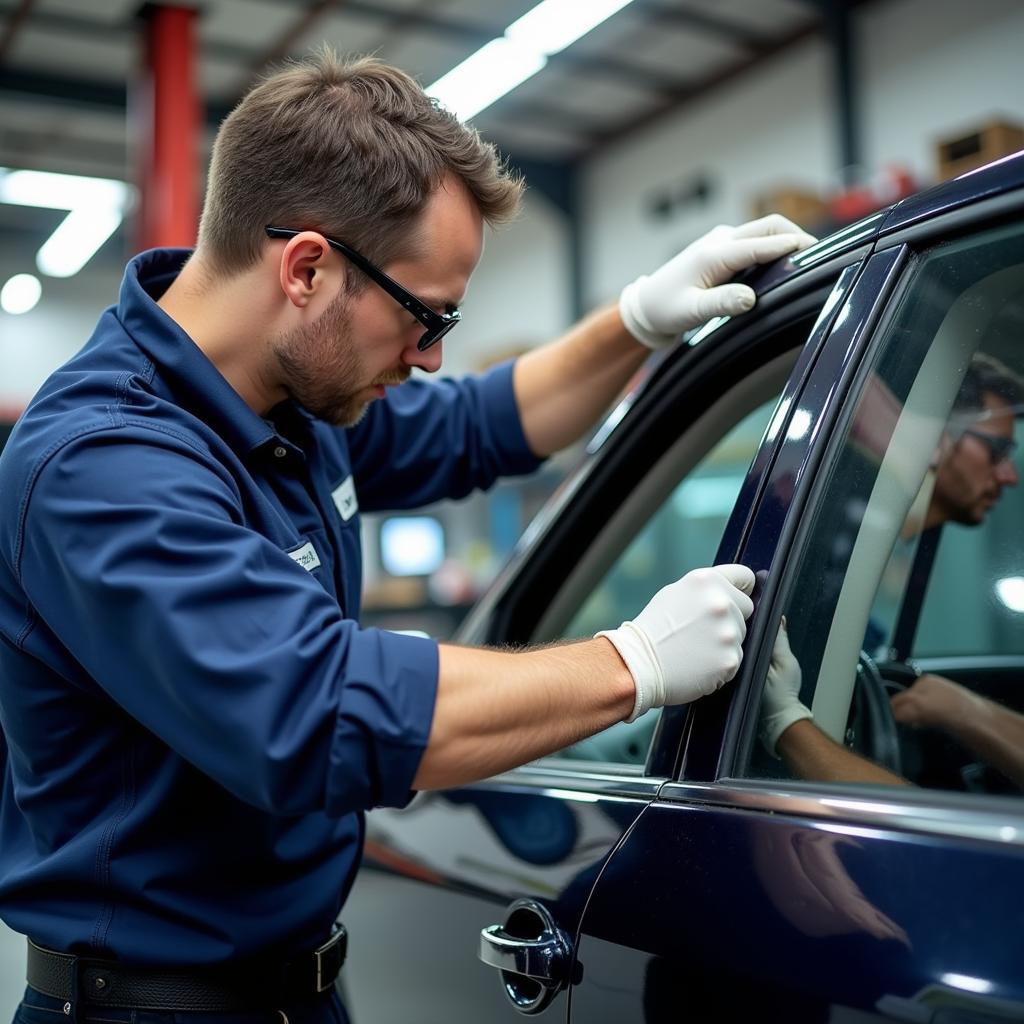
top-left (829, 187), bottom-right (877, 223)
top-left (830, 165), bottom-right (918, 223)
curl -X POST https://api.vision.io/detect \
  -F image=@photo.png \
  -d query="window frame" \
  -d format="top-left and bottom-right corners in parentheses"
top-left (693, 244), bottom-right (914, 785)
top-left (715, 188), bottom-right (1024, 801)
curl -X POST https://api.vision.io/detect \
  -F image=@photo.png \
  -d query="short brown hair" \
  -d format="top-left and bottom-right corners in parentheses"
top-left (954, 351), bottom-right (1024, 421)
top-left (198, 49), bottom-right (523, 276)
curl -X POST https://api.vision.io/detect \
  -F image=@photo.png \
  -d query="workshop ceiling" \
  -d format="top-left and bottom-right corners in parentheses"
top-left (0, 0), bottom-right (830, 184)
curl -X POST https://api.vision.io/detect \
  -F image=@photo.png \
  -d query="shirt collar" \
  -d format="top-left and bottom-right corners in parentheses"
top-left (116, 247), bottom-right (296, 461)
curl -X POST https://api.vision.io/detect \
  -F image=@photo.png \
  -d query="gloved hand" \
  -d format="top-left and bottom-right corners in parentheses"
top-left (760, 617), bottom-right (813, 756)
top-left (598, 564), bottom-right (755, 722)
top-left (619, 215), bottom-right (817, 349)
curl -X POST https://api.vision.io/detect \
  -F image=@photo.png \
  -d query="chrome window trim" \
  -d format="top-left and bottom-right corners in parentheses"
top-left (483, 764), bottom-right (668, 802)
top-left (659, 780), bottom-right (1024, 846)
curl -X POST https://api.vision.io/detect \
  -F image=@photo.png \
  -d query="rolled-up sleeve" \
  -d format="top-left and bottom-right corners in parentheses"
top-left (347, 359), bottom-right (543, 511)
top-left (16, 429), bottom-right (438, 816)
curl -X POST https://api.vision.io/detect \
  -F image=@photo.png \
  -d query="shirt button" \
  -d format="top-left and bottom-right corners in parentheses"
top-left (273, 446), bottom-right (287, 459)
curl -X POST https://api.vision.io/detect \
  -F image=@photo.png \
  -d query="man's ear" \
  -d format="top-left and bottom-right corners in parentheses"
top-left (277, 232), bottom-right (342, 309)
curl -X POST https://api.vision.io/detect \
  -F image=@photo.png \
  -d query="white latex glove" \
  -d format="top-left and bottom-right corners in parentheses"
top-left (619, 215), bottom-right (818, 349)
top-left (597, 564), bottom-right (755, 722)
top-left (760, 618), bottom-right (813, 756)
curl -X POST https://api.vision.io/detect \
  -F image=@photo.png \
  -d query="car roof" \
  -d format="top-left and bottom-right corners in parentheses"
top-left (740, 147), bottom-right (1024, 297)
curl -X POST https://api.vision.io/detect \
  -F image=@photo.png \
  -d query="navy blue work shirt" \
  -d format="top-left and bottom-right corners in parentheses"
top-left (0, 248), bottom-right (541, 963)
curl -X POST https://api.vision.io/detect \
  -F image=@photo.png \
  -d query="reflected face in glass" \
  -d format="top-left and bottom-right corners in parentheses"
top-left (934, 393), bottom-right (1020, 526)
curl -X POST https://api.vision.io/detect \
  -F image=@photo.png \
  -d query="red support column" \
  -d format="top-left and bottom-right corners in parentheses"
top-left (133, 4), bottom-right (201, 252)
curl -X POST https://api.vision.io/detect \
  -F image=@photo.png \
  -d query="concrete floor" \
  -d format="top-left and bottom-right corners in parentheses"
top-left (0, 922), bottom-right (25, 1021)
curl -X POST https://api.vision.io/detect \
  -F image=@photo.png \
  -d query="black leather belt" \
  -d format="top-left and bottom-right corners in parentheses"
top-left (26, 926), bottom-right (347, 1012)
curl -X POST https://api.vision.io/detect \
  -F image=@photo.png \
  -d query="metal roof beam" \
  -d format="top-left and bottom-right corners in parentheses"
top-left (0, 68), bottom-right (233, 126)
top-left (583, 0), bottom-right (881, 158)
top-left (491, 102), bottom-right (605, 139)
top-left (635, 0), bottom-right (772, 49)
top-left (0, 0), bottom-right (35, 65)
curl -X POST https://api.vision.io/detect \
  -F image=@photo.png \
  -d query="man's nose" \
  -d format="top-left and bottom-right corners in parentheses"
top-left (403, 337), bottom-right (443, 373)
top-left (996, 458), bottom-right (1020, 486)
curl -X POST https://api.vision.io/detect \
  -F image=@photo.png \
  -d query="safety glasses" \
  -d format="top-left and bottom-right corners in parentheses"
top-left (962, 428), bottom-right (1019, 466)
top-left (265, 226), bottom-right (461, 351)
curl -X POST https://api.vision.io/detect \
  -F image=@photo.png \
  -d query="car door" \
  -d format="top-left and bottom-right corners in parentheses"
top-left (570, 189), bottom-right (1024, 1021)
top-left (340, 251), bottom-right (863, 1023)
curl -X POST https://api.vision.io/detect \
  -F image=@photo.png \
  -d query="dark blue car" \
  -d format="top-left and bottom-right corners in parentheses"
top-left (342, 151), bottom-right (1024, 1022)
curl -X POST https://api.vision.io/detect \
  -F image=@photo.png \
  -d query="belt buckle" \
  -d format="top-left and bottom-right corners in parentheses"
top-left (314, 925), bottom-right (347, 993)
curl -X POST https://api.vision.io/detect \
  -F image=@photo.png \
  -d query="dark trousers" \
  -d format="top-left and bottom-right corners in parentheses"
top-left (12, 987), bottom-right (351, 1024)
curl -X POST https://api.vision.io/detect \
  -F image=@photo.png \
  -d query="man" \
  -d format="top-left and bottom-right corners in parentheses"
top-left (760, 352), bottom-right (1022, 785)
top-left (0, 52), bottom-right (813, 1021)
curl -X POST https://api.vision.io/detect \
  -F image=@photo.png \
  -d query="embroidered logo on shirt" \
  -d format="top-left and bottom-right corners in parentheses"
top-left (288, 541), bottom-right (322, 573)
top-left (332, 475), bottom-right (359, 522)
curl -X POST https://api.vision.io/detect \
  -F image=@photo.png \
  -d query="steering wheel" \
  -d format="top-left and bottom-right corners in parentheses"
top-left (847, 651), bottom-right (903, 775)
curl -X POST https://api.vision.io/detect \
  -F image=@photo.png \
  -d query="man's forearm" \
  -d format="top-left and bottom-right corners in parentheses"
top-left (513, 304), bottom-right (648, 458)
top-left (413, 637), bottom-right (635, 790)
top-left (940, 696), bottom-right (1024, 788)
top-left (777, 720), bottom-right (909, 786)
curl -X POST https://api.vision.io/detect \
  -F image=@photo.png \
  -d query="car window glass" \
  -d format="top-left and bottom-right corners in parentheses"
top-left (743, 223), bottom-right (1024, 797)
top-left (555, 395), bottom-right (780, 766)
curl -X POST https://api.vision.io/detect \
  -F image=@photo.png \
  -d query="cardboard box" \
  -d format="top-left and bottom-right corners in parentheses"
top-left (750, 187), bottom-right (829, 229)
top-left (936, 119), bottom-right (1024, 180)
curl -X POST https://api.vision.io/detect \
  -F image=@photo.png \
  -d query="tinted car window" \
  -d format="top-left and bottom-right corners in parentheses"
top-left (745, 223), bottom-right (1024, 794)
top-left (556, 392), bottom-right (783, 766)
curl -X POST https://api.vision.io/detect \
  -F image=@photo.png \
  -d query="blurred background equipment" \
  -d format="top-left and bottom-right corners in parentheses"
top-left (935, 117), bottom-right (1024, 180)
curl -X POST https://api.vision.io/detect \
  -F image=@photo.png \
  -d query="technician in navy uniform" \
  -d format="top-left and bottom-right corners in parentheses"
top-left (0, 50), bottom-right (812, 1024)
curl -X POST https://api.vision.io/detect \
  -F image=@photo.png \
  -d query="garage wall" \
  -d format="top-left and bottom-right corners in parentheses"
top-left (862, 0), bottom-right (1024, 176)
top-left (581, 37), bottom-right (831, 307)
top-left (580, 0), bottom-right (1024, 307)
top-left (449, 189), bottom-right (571, 375)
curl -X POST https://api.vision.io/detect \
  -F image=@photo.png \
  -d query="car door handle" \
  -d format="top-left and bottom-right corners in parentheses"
top-left (479, 898), bottom-right (576, 1014)
top-left (479, 923), bottom-right (567, 981)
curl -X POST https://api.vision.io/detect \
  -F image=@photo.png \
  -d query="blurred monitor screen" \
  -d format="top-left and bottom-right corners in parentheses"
top-left (380, 516), bottom-right (445, 576)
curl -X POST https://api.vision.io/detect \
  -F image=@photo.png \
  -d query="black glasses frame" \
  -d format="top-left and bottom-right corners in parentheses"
top-left (265, 226), bottom-right (460, 351)
top-left (962, 427), bottom-right (1019, 466)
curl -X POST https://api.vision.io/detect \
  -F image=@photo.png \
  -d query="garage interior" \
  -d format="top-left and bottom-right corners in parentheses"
top-left (1, 0), bottom-right (1023, 1007)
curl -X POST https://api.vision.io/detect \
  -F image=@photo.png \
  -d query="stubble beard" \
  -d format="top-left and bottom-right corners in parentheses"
top-left (273, 289), bottom-right (372, 427)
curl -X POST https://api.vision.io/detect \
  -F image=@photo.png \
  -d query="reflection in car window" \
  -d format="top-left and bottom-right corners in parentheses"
top-left (746, 223), bottom-right (1024, 796)
top-left (559, 397), bottom-right (779, 765)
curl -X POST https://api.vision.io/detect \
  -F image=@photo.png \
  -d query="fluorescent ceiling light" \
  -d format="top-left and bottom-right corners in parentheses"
top-left (36, 206), bottom-right (124, 278)
top-left (427, 0), bottom-right (636, 122)
top-left (1, 273), bottom-right (42, 315)
top-left (428, 38), bottom-right (547, 123)
top-left (506, 0), bottom-right (635, 56)
top-left (0, 167), bottom-right (130, 279)
top-left (0, 169), bottom-right (127, 211)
